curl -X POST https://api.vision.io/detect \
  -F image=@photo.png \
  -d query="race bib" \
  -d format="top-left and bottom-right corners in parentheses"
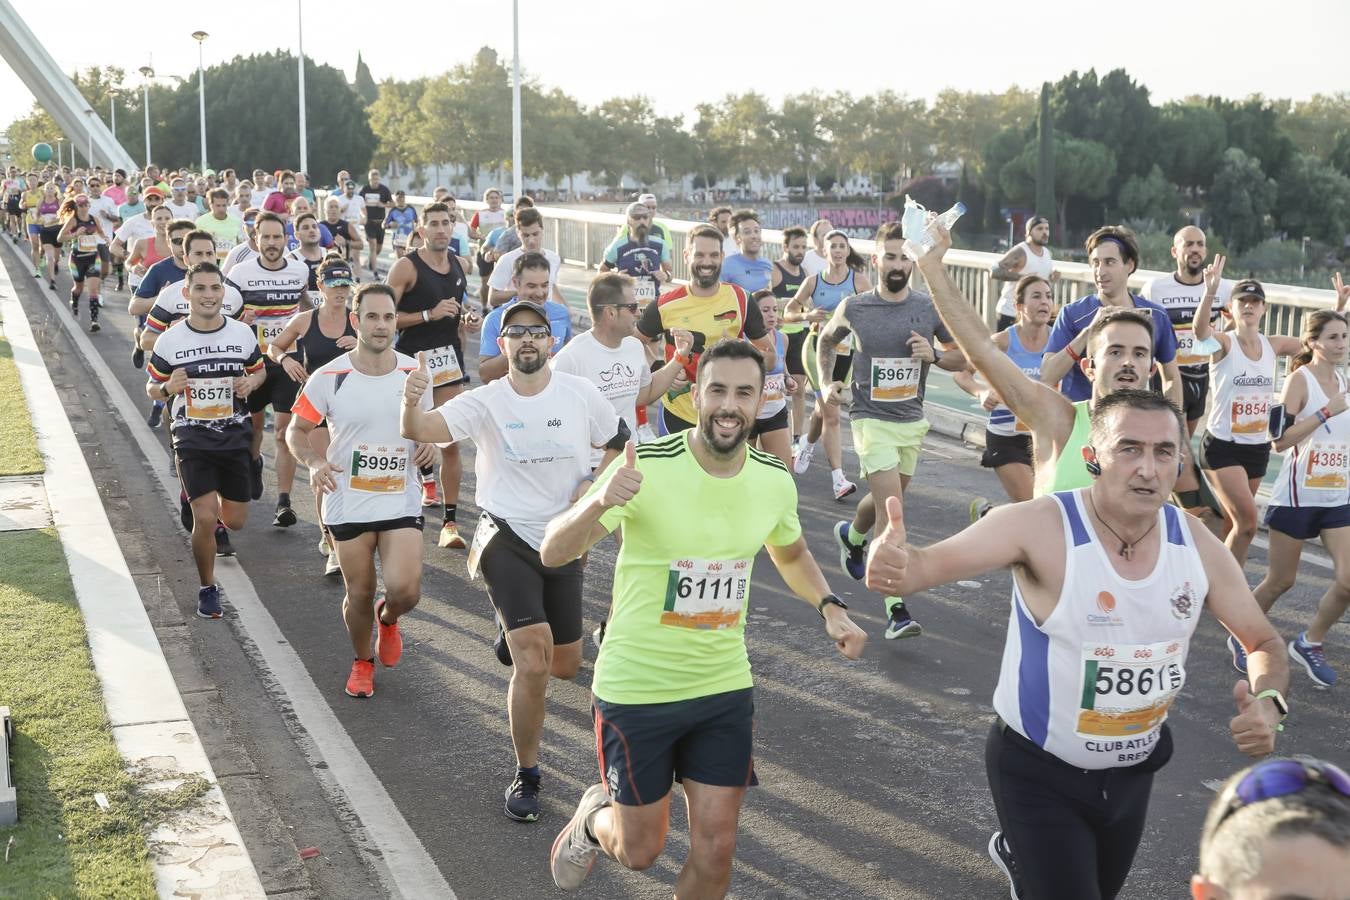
top-left (837, 333), bottom-right (853, 354)
top-left (184, 377), bottom-right (234, 421)
top-left (1174, 327), bottom-right (1208, 367)
top-left (40, 213), bottom-right (57, 226)
top-left (634, 277), bottom-right (657, 304)
top-left (348, 443), bottom-right (408, 494)
top-left (256, 317), bottom-right (289, 353)
top-left (1229, 393), bottom-right (1270, 437)
top-left (661, 558), bottom-right (751, 630)
top-left (215, 238), bottom-right (234, 261)
top-left (1077, 639), bottom-right (1186, 738)
top-left (466, 513), bottom-right (499, 580)
top-left (392, 234), bottom-right (408, 249)
top-left (1301, 441), bottom-right (1349, 491)
top-left (870, 357), bottom-right (923, 403)
top-left (364, 193), bottom-right (382, 206)
top-left (77, 234), bottom-right (98, 253)
top-left (426, 344), bottom-right (463, 387)
top-left (762, 373), bottom-right (785, 405)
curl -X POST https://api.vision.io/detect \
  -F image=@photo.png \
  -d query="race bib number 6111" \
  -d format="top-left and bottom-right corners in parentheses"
top-left (661, 558), bottom-right (751, 630)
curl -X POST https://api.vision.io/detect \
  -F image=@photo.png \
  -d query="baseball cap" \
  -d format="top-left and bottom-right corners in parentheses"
top-left (1232, 279), bottom-right (1266, 302)
top-left (321, 262), bottom-right (354, 286)
top-left (143, 187), bottom-right (165, 199)
top-left (638, 193), bottom-right (657, 204)
top-left (501, 301), bottom-right (549, 327)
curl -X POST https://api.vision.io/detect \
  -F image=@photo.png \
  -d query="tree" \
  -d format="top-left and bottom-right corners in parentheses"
top-left (1281, 92), bottom-right (1350, 159)
top-left (1035, 83), bottom-right (1055, 230)
top-left (930, 87), bottom-right (1036, 167)
top-left (417, 48), bottom-right (510, 188)
top-left (1050, 68), bottom-right (1158, 191)
top-left (1207, 147), bottom-right (1277, 253)
top-left (1330, 130), bottom-right (1350, 178)
top-left (1117, 164), bottom-right (1181, 226)
top-left (1273, 152), bottom-right (1350, 245)
top-left (712, 92), bottom-right (779, 189)
top-left (527, 89), bottom-right (589, 194)
top-left (689, 102), bottom-right (732, 194)
top-left (1209, 96), bottom-right (1296, 181)
top-left (368, 78), bottom-right (428, 178)
top-left (588, 96), bottom-right (657, 189)
top-left (778, 92), bottom-right (828, 200)
top-left (1155, 102), bottom-right (1227, 196)
top-left (1002, 137), bottom-right (1115, 236)
top-left (979, 124), bottom-right (1032, 232)
top-left (353, 53), bottom-right (379, 107)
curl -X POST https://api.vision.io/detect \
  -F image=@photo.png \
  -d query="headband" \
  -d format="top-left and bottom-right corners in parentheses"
top-left (823, 228), bottom-right (850, 243)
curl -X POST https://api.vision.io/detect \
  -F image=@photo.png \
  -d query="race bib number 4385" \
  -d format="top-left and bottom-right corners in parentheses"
top-left (1076, 639), bottom-right (1185, 738)
top-left (661, 558), bottom-right (751, 630)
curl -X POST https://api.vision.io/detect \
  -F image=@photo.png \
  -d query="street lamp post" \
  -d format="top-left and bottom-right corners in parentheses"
top-left (107, 88), bottom-right (119, 141)
top-left (192, 31), bottom-right (209, 169)
top-left (55, 137), bottom-right (64, 169)
top-left (84, 109), bottom-right (95, 167)
top-left (138, 65), bottom-right (154, 167)
top-left (296, 2), bottom-right (307, 173)
top-left (511, 0), bottom-right (522, 199)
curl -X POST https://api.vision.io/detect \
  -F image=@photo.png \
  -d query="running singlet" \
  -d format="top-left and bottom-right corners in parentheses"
top-left (589, 432), bottom-right (801, 705)
top-left (285, 247), bottom-right (324, 293)
top-left (395, 251), bottom-right (469, 387)
top-left (145, 281), bottom-right (244, 335)
top-left (995, 241), bottom-right (1054, 318)
top-left (1040, 400), bottom-right (1093, 496)
top-left (635, 283), bottom-right (767, 426)
top-left (601, 234), bottom-right (667, 305)
top-left (146, 318), bottom-right (265, 452)
top-left (772, 262), bottom-right (807, 334)
top-left (291, 352), bottom-right (430, 525)
top-left (1142, 275), bottom-right (1232, 374)
top-left (1269, 367), bottom-right (1350, 509)
top-left (758, 330), bottom-right (788, 420)
top-left (988, 326), bottom-right (1045, 437)
top-left (297, 310), bottom-right (358, 374)
top-left (433, 372), bottom-right (619, 549)
top-left (67, 217), bottom-right (99, 256)
top-left (225, 256), bottom-right (310, 357)
top-left (842, 289), bottom-right (951, 425)
top-left (1206, 334), bottom-right (1276, 444)
top-left (386, 207), bottom-right (417, 246)
top-left (992, 490), bottom-right (1207, 769)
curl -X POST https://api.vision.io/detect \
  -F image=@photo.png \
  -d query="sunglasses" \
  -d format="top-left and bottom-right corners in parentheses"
top-left (76, 202), bottom-right (89, 207)
top-left (609, 302), bottom-right (640, 312)
top-left (501, 324), bottom-right (550, 339)
top-left (1214, 759), bottom-right (1350, 830)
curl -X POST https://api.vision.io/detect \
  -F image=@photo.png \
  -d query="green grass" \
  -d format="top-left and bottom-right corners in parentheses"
top-left (0, 334), bottom-right (43, 476)
top-left (0, 530), bottom-right (157, 898)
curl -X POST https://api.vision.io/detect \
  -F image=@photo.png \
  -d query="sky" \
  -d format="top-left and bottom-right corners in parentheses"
top-left (2, 0), bottom-right (1348, 134)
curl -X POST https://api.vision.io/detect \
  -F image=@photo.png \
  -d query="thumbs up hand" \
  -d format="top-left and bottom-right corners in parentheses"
top-left (865, 495), bottom-right (910, 595)
top-left (1229, 678), bottom-right (1280, 758)
top-left (404, 351), bottom-right (431, 407)
top-left (600, 440), bottom-right (643, 509)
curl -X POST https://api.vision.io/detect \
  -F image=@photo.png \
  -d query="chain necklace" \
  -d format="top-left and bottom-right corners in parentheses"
top-left (1086, 493), bottom-right (1158, 561)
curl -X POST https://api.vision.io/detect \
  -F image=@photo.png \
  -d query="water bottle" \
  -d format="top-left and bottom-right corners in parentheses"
top-left (902, 201), bottom-right (967, 259)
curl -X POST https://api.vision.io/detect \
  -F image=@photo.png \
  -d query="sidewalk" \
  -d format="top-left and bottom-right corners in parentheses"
top-left (0, 252), bottom-right (265, 897)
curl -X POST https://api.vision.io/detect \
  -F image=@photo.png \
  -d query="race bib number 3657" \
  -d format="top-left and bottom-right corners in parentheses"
top-left (1077, 639), bottom-right (1185, 738)
top-left (185, 377), bottom-right (234, 421)
top-left (661, 558), bottom-right (751, 630)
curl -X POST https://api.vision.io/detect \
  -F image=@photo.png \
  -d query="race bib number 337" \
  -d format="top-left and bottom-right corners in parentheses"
top-left (661, 558), bottom-right (751, 630)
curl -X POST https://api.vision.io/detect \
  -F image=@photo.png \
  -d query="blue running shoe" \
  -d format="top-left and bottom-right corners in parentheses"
top-left (1290, 633), bottom-right (1336, 687)
top-left (1226, 635), bottom-right (1248, 675)
top-left (835, 520), bottom-right (866, 581)
top-left (884, 604), bottom-right (922, 640)
top-left (196, 584), bottom-right (223, 619)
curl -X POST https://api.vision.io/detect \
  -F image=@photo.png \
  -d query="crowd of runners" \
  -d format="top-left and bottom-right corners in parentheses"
top-left (4, 159), bottom-right (1349, 899)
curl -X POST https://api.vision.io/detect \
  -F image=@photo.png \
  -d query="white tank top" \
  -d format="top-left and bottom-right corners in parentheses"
top-left (996, 242), bottom-right (1055, 317)
top-left (1206, 334), bottom-right (1276, 444)
top-left (1269, 366), bottom-right (1350, 509)
top-left (992, 491), bottom-right (1207, 770)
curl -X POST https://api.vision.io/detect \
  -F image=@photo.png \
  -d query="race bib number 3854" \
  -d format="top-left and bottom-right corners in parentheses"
top-left (1076, 639), bottom-right (1185, 738)
top-left (661, 558), bottom-right (751, 630)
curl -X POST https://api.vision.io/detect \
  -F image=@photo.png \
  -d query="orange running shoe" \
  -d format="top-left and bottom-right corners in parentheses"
top-left (375, 599), bottom-right (403, 667)
top-left (438, 522), bottom-right (466, 549)
top-left (421, 479), bottom-right (439, 507)
top-left (344, 659), bottom-right (375, 698)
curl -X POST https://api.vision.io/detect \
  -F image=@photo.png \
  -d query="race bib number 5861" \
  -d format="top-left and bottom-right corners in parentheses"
top-left (1077, 639), bottom-right (1185, 738)
top-left (661, 558), bottom-right (751, 630)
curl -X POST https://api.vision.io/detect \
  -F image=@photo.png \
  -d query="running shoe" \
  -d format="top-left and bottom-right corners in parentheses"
top-left (214, 525), bottom-right (235, 558)
top-left (132, 347), bottom-right (145, 369)
top-left (969, 497), bottom-right (993, 523)
top-left (987, 831), bottom-right (1024, 900)
top-left (832, 477), bottom-right (857, 501)
top-left (89, 321), bottom-right (100, 333)
top-left (273, 503), bottom-right (298, 527)
top-left (148, 403), bottom-right (164, 430)
top-left (835, 520), bottom-right (866, 581)
top-left (1226, 635), bottom-right (1248, 675)
top-left (318, 533), bottom-right (332, 557)
top-left (324, 550), bottom-right (341, 577)
top-left (494, 622), bottom-right (513, 667)
top-left (1290, 634), bottom-right (1337, 687)
top-left (635, 423), bottom-right (657, 444)
top-left (438, 522), bottom-right (466, 549)
top-left (48, 279), bottom-right (56, 291)
top-left (792, 441), bottom-right (815, 475)
top-left (374, 598), bottom-right (402, 667)
top-left (421, 479), bottom-right (439, 507)
top-left (250, 456), bottom-right (264, 501)
top-left (344, 659), bottom-right (375, 698)
top-left (550, 783), bottom-right (610, 889)
top-left (592, 619), bottom-right (606, 650)
top-left (504, 771), bottom-right (542, 822)
top-left (196, 584), bottom-right (223, 619)
top-left (179, 493), bottom-right (193, 533)
top-left (884, 605), bottom-right (922, 640)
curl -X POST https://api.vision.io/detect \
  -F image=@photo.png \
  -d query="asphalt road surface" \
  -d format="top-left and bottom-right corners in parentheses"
top-left (7, 241), bottom-right (1347, 900)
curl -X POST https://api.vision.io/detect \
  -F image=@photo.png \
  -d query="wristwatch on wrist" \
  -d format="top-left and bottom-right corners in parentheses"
top-left (160, 383), bottom-right (171, 399)
top-left (817, 594), bottom-right (848, 619)
top-left (1256, 688), bottom-right (1289, 721)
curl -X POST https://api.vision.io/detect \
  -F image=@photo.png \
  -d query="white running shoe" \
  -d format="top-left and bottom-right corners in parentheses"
top-left (792, 441), bottom-right (816, 475)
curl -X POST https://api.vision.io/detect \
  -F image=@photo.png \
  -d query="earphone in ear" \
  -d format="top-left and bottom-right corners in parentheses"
top-left (1082, 446), bottom-right (1101, 477)
top-left (1085, 358), bottom-right (1095, 369)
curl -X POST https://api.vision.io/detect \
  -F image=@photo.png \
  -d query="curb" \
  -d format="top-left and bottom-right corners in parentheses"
top-left (0, 255), bottom-right (266, 897)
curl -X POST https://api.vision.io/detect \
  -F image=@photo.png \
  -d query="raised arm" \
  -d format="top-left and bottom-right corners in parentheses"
top-left (990, 244), bottom-right (1027, 282)
top-left (400, 353), bottom-right (454, 443)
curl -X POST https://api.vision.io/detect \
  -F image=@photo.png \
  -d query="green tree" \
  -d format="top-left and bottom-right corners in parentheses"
top-left (1002, 136), bottom-right (1115, 236)
top-left (930, 87), bottom-right (1036, 167)
top-left (1273, 152), bottom-right (1350, 244)
top-left (588, 96), bottom-right (658, 189)
top-left (1330, 130), bottom-right (1350, 178)
top-left (1155, 102), bottom-right (1227, 196)
top-left (527, 89), bottom-right (589, 194)
top-left (1035, 83), bottom-right (1055, 230)
top-left (368, 78), bottom-right (428, 178)
top-left (778, 92), bottom-right (828, 200)
top-left (418, 48), bottom-right (510, 188)
top-left (689, 102), bottom-right (732, 192)
top-left (1209, 96), bottom-right (1296, 180)
top-left (1280, 92), bottom-right (1350, 159)
top-left (353, 53), bottom-right (379, 107)
top-left (1206, 147), bottom-right (1277, 253)
top-left (712, 92), bottom-right (779, 189)
top-left (1050, 68), bottom-right (1158, 191)
top-left (1117, 164), bottom-right (1181, 226)
top-left (979, 124), bottom-right (1032, 231)
top-left (5, 108), bottom-right (60, 167)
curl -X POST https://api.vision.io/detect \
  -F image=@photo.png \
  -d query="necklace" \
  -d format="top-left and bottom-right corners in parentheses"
top-left (1086, 493), bottom-right (1158, 561)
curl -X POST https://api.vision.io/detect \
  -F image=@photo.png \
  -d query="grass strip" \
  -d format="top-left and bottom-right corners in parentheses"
top-left (0, 333), bottom-right (43, 476)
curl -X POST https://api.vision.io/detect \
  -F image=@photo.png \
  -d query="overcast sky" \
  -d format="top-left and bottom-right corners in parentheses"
top-left (3, 0), bottom-right (1347, 133)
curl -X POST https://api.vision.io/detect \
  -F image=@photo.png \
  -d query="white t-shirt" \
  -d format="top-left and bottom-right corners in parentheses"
top-left (488, 247), bottom-right (562, 295)
top-left (293, 352), bottom-right (431, 525)
top-left (334, 195), bottom-right (364, 223)
top-left (803, 249), bottom-right (828, 277)
top-left (434, 372), bottom-right (619, 549)
top-left (249, 189), bottom-right (270, 210)
top-left (452, 221), bottom-right (471, 251)
top-left (87, 196), bottom-right (120, 241)
top-left (113, 216), bottom-right (157, 287)
top-left (221, 242), bottom-right (258, 276)
top-left (166, 200), bottom-right (199, 220)
top-left (551, 331), bottom-right (651, 464)
top-left (723, 234), bottom-right (740, 259)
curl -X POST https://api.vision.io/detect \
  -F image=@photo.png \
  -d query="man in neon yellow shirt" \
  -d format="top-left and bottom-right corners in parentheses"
top-left (541, 338), bottom-right (866, 895)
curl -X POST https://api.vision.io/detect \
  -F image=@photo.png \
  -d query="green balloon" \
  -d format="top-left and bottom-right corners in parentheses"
top-left (31, 142), bottom-right (52, 163)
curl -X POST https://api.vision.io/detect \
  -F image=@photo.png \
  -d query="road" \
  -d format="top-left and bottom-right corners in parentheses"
top-left (6, 239), bottom-right (1347, 899)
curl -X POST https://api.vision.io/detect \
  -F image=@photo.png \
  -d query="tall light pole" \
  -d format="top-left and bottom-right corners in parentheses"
top-left (296, 1), bottom-right (308, 173)
top-left (511, 0), bottom-right (521, 199)
top-left (139, 65), bottom-right (154, 167)
top-left (55, 137), bottom-right (64, 169)
top-left (192, 31), bottom-right (209, 169)
top-left (107, 88), bottom-right (119, 141)
top-left (84, 109), bottom-right (95, 167)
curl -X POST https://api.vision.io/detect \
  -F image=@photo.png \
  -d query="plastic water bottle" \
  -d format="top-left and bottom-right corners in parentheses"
top-left (902, 201), bottom-right (967, 260)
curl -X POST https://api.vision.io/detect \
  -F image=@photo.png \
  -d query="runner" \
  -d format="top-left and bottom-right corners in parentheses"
top-left (360, 170), bottom-right (393, 279)
top-left (400, 299), bottom-right (627, 824)
top-left (195, 188), bottom-right (242, 265)
top-left (85, 175), bottom-right (121, 293)
top-left (635, 192), bottom-right (672, 247)
top-left (990, 215), bottom-right (1057, 331)
top-left (491, 196), bottom-right (534, 258)
top-left (820, 220), bottom-right (965, 639)
top-left (802, 218), bottom-right (832, 276)
top-left (785, 229), bottom-right (873, 500)
top-left (225, 212), bottom-right (312, 523)
top-left (285, 211), bottom-right (327, 293)
top-left (142, 230), bottom-right (245, 346)
top-left (384, 191), bottom-right (418, 259)
top-left (287, 282), bottom-right (433, 697)
top-left (864, 388), bottom-right (1289, 900)
top-left (34, 182), bottom-right (62, 290)
top-left (112, 183), bottom-right (144, 291)
top-left (468, 187), bottom-right (508, 302)
top-left (387, 201), bottom-right (479, 549)
top-left (322, 196), bottom-right (354, 262)
top-left (3, 167), bottom-right (24, 242)
top-left (541, 338), bottom-right (866, 894)
top-left (129, 215), bottom-right (196, 427)
top-left (707, 205), bottom-right (737, 257)
top-left (1253, 308), bottom-right (1350, 688)
top-left (146, 261), bottom-right (267, 619)
top-left (720, 210), bottom-right (773, 295)
top-left (487, 207), bottom-right (564, 307)
top-left (165, 178), bottom-right (198, 220)
top-left (770, 226), bottom-right (809, 446)
top-left (750, 290), bottom-right (797, 468)
top-left (20, 173), bottom-right (44, 277)
top-left (332, 178), bottom-right (366, 278)
top-left (221, 209), bottom-right (260, 275)
top-left (957, 274), bottom-right (1054, 509)
top-left (599, 201), bottom-right (672, 307)
top-left (55, 194), bottom-right (108, 332)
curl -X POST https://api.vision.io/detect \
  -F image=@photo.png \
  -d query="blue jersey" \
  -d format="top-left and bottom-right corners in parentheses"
top-left (721, 253), bottom-right (774, 294)
top-left (135, 256), bottom-right (187, 300)
top-left (479, 299), bottom-right (574, 358)
top-left (1046, 294), bottom-right (1178, 402)
top-left (811, 268), bottom-right (857, 311)
top-left (386, 206), bottom-right (418, 238)
top-left (602, 234), bottom-right (668, 274)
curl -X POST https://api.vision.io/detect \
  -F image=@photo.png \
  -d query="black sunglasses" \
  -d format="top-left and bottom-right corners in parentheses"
top-left (609, 302), bottom-right (640, 313)
top-left (501, 324), bottom-right (550, 339)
